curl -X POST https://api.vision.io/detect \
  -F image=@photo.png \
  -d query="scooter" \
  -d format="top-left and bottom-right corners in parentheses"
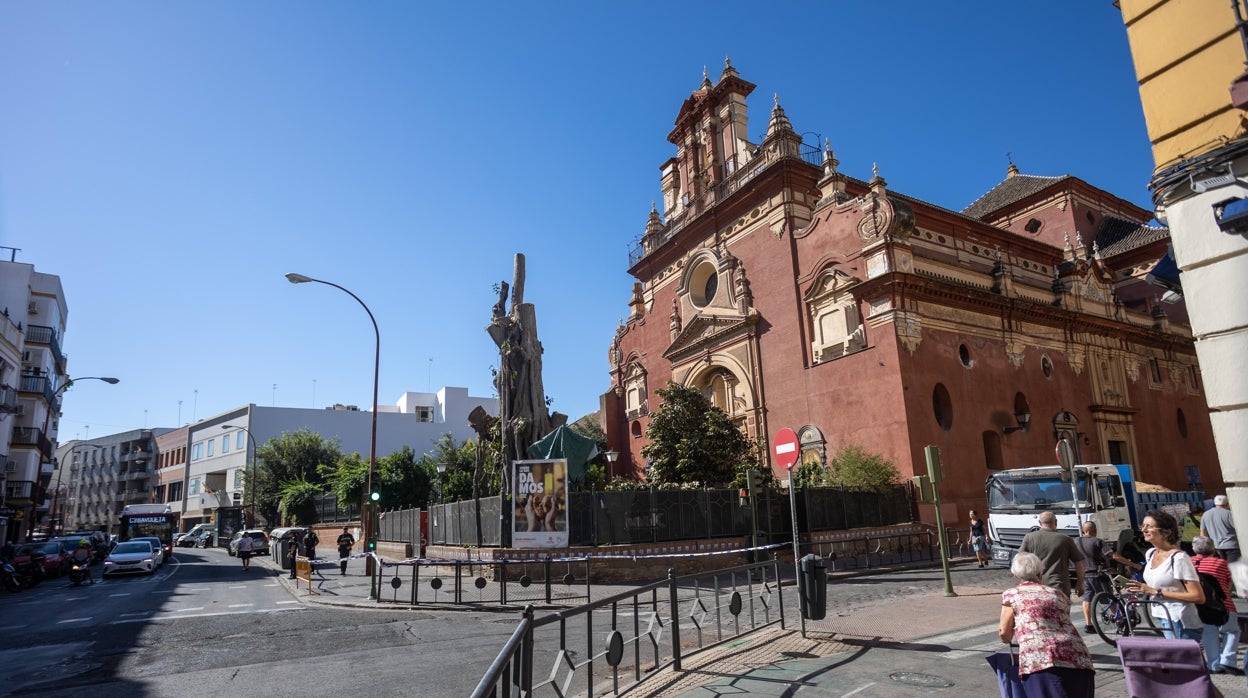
top-left (1, 561), bottom-right (22, 593)
top-left (68, 560), bottom-right (93, 586)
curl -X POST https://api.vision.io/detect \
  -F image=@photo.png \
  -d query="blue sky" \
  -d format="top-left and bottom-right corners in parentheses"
top-left (0, 2), bottom-right (1155, 441)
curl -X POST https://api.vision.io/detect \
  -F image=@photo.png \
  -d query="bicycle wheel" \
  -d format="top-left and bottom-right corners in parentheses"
top-left (1091, 591), bottom-right (1129, 647)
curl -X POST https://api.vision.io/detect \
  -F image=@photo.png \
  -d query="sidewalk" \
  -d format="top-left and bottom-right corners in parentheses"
top-left (252, 551), bottom-right (1248, 697)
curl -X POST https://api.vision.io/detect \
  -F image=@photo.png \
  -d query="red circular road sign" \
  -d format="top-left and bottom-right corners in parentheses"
top-left (772, 428), bottom-right (800, 470)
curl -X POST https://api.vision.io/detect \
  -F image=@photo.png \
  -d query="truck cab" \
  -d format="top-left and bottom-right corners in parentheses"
top-left (985, 464), bottom-right (1130, 566)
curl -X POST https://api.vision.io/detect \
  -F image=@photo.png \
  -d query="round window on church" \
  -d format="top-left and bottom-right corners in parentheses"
top-left (689, 261), bottom-right (719, 308)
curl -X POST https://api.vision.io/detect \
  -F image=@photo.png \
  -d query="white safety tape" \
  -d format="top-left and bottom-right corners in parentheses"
top-left (372, 543), bottom-right (787, 567)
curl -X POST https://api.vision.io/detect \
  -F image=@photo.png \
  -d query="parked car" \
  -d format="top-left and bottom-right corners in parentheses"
top-left (38, 540), bottom-right (72, 577)
top-left (103, 540), bottom-right (159, 577)
top-left (193, 530), bottom-right (214, 548)
top-left (67, 531), bottom-right (111, 561)
top-left (228, 530), bottom-right (270, 557)
top-left (132, 536), bottom-right (168, 564)
top-left (177, 523), bottom-right (215, 547)
top-left (50, 536), bottom-right (101, 565)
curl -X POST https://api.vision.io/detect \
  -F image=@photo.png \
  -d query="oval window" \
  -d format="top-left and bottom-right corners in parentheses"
top-left (1041, 355), bottom-right (1053, 378)
top-left (959, 344), bottom-right (972, 368)
top-left (689, 261), bottom-right (719, 308)
top-left (933, 384), bottom-right (953, 431)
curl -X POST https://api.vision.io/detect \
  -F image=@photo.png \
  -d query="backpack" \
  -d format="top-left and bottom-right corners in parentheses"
top-left (1196, 569), bottom-right (1230, 626)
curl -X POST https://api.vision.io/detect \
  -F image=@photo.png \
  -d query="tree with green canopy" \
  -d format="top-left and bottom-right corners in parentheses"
top-left (641, 382), bottom-right (760, 488)
top-left (252, 428), bottom-right (342, 526)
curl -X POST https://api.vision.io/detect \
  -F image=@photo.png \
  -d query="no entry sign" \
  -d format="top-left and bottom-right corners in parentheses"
top-left (773, 428), bottom-right (800, 470)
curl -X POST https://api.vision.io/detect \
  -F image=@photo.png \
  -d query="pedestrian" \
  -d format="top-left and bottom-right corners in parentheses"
top-left (237, 531), bottom-right (253, 571)
top-left (337, 526), bottom-right (355, 576)
top-left (287, 530), bottom-right (301, 580)
top-left (969, 510), bottom-right (990, 568)
top-left (304, 528), bottom-right (319, 561)
top-left (1019, 511), bottom-right (1086, 598)
top-left (998, 551), bottom-right (1096, 696)
top-left (1191, 535), bottom-right (1241, 674)
top-left (1074, 521), bottom-right (1110, 634)
top-left (1127, 509), bottom-right (1205, 641)
top-left (1200, 495), bottom-right (1240, 562)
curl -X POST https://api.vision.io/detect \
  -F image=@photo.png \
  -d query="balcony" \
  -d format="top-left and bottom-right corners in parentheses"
top-left (0, 384), bottom-right (19, 414)
top-left (12, 427), bottom-right (52, 459)
top-left (4, 480), bottom-right (33, 501)
top-left (126, 469), bottom-right (149, 481)
top-left (121, 450), bottom-right (150, 464)
top-left (25, 325), bottom-right (65, 373)
top-left (17, 374), bottom-right (57, 409)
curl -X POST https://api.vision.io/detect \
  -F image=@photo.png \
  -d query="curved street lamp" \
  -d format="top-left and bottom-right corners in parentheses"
top-left (285, 273), bottom-right (379, 582)
top-left (28, 375), bottom-right (120, 538)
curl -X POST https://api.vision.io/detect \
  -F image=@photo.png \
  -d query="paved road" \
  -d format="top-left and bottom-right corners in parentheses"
top-left (0, 548), bottom-right (517, 696)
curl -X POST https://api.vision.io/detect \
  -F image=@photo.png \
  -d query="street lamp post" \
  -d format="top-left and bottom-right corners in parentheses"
top-left (222, 425), bottom-right (259, 527)
top-left (285, 273), bottom-right (379, 580)
top-left (28, 376), bottom-right (119, 538)
top-left (48, 442), bottom-right (87, 536)
top-left (604, 450), bottom-right (619, 483)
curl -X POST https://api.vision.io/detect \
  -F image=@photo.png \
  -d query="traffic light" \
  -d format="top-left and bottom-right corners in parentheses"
top-left (739, 488), bottom-right (749, 507)
top-left (370, 491), bottom-right (380, 503)
top-left (366, 539), bottom-right (376, 551)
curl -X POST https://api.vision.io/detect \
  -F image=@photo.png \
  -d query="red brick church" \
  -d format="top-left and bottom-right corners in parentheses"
top-left (600, 61), bottom-right (1220, 522)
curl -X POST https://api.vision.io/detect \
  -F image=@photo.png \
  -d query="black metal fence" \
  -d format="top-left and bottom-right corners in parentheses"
top-left (471, 557), bottom-right (785, 697)
top-left (423, 485), bottom-right (910, 549)
top-left (311, 493), bottom-right (359, 523)
top-left (376, 556), bottom-right (592, 607)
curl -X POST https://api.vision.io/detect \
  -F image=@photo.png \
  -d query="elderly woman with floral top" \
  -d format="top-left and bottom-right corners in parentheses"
top-left (999, 551), bottom-right (1096, 696)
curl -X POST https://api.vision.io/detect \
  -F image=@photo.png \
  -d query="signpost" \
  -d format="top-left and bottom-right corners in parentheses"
top-left (772, 428), bottom-right (805, 634)
top-left (1057, 438), bottom-right (1080, 523)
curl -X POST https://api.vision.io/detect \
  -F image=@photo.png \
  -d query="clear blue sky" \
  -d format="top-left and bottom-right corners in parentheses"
top-left (0, 2), bottom-right (1154, 441)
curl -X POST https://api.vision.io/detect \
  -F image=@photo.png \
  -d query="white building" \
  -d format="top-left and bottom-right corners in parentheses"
top-left (174, 387), bottom-right (497, 527)
top-left (0, 254), bottom-right (69, 543)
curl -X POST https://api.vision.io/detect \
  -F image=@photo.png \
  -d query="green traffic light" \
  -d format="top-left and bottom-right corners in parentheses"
top-left (370, 491), bottom-right (380, 502)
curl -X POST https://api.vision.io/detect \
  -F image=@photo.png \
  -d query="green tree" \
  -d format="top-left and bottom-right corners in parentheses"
top-left (641, 382), bottom-right (759, 488)
top-left (253, 429), bottom-right (342, 526)
top-left (827, 444), bottom-right (901, 494)
top-left (570, 415), bottom-right (609, 491)
top-left (278, 477), bottom-right (322, 525)
top-left (376, 446), bottom-right (434, 510)
top-left (418, 433), bottom-right (477, 504)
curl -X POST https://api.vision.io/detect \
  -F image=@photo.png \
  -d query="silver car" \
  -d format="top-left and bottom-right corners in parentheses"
top-left (103, 541), bottom-right (159, 577)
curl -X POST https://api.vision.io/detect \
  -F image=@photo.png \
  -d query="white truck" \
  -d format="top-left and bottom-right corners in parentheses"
top-left (985, 463), bottom-right (1202, 567)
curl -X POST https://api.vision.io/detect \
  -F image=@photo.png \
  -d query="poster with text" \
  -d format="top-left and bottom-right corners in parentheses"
top-left (512, 459), bottom-right (568, 549)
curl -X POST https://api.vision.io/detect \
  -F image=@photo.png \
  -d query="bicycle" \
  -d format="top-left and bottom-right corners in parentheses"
top-left (1089, 572), bottom-right (1165, 647)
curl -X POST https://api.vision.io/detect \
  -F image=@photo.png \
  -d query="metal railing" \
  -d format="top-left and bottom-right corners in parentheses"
top-left (376, 556), bottom-right (592, 607)
top-left (472, 556), bottom-right (784, 698)
top-left (12, 426), bottom-right (52, 458)
top-left (0, 384), bottom-right (19, 413)
top-left (4, 480), bottom-right (33, 500)
top-left (25, 325), bottom-right (64, 370)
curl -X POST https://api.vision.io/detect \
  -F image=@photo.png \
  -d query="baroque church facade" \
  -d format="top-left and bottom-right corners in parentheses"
top-left (600, 62), bottom-right (1221, 520)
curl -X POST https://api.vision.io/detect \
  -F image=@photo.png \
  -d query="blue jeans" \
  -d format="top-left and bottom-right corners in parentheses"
top-left (1158, 616), bottom-right (1204, 643)
top-left (1201, 613), bottom-right (1240, 671)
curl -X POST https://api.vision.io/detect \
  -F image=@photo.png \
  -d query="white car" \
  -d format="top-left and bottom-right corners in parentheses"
top-left (103, 541), bottom-right (159, 577)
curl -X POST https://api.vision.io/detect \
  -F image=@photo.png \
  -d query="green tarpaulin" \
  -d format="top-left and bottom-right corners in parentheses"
top-left (527, 425), bottom-right (599, 483)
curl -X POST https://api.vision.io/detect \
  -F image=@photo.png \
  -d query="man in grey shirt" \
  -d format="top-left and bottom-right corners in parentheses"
top-left (1201, 495), bottom-right (1240, 562)
top-left (1019, 511), bottom-right (1086, 597)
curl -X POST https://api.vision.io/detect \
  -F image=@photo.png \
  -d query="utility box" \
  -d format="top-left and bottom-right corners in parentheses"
top-left (798, 554), bottom-right (827, 621)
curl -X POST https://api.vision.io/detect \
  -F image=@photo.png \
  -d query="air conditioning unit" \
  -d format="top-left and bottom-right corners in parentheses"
top-left (27, 301), bottom-right (37, 315)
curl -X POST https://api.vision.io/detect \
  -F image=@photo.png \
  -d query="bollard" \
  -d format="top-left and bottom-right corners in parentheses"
top-left (798, 554), bottom-right (827, 621)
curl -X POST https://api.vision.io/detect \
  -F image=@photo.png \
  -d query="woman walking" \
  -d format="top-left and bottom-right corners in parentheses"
top-left (998, 551), bottom-right (1096, 696)
top-left (1127, 509), bottom-right (1205, 641)
top-left (970, 510), bottom-right (990, 568)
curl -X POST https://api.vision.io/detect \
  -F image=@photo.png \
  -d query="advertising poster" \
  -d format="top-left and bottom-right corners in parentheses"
top-left (513, 459), bottom-right (568, 549)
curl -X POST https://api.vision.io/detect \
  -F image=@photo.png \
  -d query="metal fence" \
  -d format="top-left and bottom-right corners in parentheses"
top-left (423, 484), bottom-right (911, 549)
top-left (312, 493), bottom-right (359, 523)
top-left (471, 556), bottom-right (785, 697)
top-left (376, 556), bottom-right (592, 607)
top-left (377, 508), bottom-right (421, 546)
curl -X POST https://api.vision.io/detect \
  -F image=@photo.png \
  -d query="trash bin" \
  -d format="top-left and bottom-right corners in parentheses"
top-left (798, 554), bottom-right (827, 621)
top-left (278, 537), bottom-right (296, 571)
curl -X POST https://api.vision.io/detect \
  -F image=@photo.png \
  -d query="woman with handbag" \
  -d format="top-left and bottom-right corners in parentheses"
top-left (998, 551), bottom-right (1096, 696)
top-left (1127, 509), bottom-right (1205, 641)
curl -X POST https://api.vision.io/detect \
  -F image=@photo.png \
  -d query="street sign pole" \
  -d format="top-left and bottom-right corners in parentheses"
top-left (772, 428), bottom-right (804, 637)
top-left (1057, 438), bottom-right (1080, 525)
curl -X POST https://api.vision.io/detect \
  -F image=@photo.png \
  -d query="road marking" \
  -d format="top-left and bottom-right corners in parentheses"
top-left (228, 585), bottom-right (248, 589)
top-left (264, 583), bottom-right (278, 587)
top-left (228, 603), bottom-right (254, 608)
top-left (119, 611), bottom-right (149, 617)
top-left (842, 684), bottom-right (877, 697)
top-left (173, 607), bottom-right (205, 612)
top-left (276, 600), bottom-right (299, 605)
top-left (110, 607), bottom-right (303, 624)
top-left (57, 617), bottom-right (91, 624)
top-left (185, 588), bottom-right (211, 592)
top-left (109, 593), bottom-right (132, 597)
top-left (0, 624), bottom-right (28, 631)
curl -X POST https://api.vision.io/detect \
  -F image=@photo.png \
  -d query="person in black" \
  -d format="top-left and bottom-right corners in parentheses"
top-left (337, 526), bottom-right (355, 576)
top-left (304, 528), bottom-right (319, 561)
top-left (1074, 521), bottom-right (1110, 633)
top-left (286, 530), bottom-right (301, 580)
top-left (969, 510), bottom-right (990, 568)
